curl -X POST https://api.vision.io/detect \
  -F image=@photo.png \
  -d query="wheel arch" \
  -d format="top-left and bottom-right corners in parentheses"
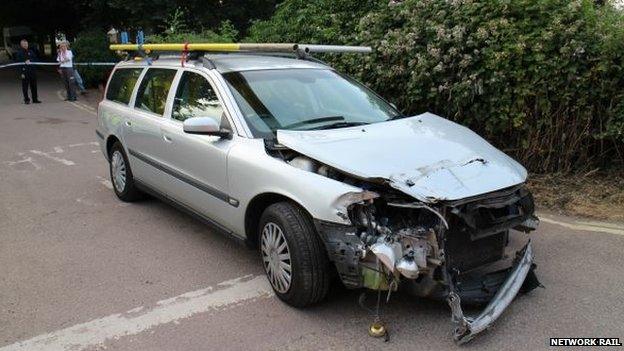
top-left (105, 135), bottom-right (121, 160)
top-left (244, 192), bottom-right (315, 248)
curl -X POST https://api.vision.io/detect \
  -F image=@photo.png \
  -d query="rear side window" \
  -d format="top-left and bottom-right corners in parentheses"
top-left (105, 68), bottom-right (143, 104)
top-left (134, 68), bottom-right (177, 116)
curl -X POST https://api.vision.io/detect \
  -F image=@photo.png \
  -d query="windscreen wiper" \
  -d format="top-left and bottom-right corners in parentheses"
top-left (306, 121), bottom-right (370, 130)
top-left (387, 114), bottom-right (407, 121)
top-left (281, 116), bottom-right (344, 129)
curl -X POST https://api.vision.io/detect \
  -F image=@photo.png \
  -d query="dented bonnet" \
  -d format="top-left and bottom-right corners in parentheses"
top-left (277, 113), bottom-right (527, 202)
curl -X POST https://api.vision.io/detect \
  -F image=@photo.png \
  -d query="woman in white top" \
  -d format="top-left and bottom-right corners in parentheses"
top-left (57, 42), bottom-right (77, 101)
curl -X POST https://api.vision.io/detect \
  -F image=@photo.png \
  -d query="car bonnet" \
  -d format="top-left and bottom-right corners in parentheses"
top-left (276, 113), bottom-right (527, 203)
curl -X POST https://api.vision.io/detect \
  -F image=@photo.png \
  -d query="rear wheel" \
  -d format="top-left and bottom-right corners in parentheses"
top-left (259, 202), bottom-right (330, 307)
top-left (109, 142), bottom-right (144, 202)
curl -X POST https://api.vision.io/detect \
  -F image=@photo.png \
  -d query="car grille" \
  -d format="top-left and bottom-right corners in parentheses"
top-left (445, 227), bottom-right (506, 272)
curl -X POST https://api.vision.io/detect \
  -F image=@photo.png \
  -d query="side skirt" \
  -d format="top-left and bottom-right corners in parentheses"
top-left (134, 179), bottom-right (252, 248)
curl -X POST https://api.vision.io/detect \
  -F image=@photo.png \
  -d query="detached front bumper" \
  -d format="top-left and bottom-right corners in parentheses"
top-left (447, 242), bottom-right (535, 344)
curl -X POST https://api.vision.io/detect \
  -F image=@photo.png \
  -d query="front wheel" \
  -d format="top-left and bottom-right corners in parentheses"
top-left (259, 202), bottom-right (330, 307)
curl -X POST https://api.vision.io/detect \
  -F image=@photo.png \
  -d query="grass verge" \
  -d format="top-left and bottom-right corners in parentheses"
top-left (528, 172), bottom-right (624, 222)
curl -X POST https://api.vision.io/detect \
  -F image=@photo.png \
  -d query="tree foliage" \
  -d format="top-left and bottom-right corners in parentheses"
top-left (249, 0), bottom-right (624, 173)
top-left (146, 9), bottom-right (239, 44)
top-left (71, 30), bottom-right (118, 87)
top-left (1, 0), bottom-right (279, 46)
top-left (247, 0), bottom-right (383, 43)
top-left (72, 0), bottom-right (278, 35)
top-left (0, 0), bottom-right (80, 40)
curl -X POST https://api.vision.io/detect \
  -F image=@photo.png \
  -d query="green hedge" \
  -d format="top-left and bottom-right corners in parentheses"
top-left (146, 9), bottom-right (238, 44)
top-left (247, 0), bottom-right (383, 43)
top-left (249, 0), bottom-right (624, 173)
top-left (72, 31), bottom-right (118, 88)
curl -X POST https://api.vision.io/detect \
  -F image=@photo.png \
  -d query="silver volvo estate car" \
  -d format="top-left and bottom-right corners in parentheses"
top-left (96, 51), bottom-right (541, 343)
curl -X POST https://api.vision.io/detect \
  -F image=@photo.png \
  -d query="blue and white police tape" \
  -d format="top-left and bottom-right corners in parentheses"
top-left (0, 62), bottom-right (117, 69)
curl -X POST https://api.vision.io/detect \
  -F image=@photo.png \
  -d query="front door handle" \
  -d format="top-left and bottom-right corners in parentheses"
top-left (125, 121), bottom-right (132, 126)
top-left (163, 134), bottom-right (173, 143)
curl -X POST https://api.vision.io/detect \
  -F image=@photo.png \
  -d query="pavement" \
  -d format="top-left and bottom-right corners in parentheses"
top-left (0, 69), bottom-right (623, 351)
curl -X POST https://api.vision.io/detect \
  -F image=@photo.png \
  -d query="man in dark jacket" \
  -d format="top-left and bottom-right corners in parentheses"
top-left (15, 39), bottom-right (40, 104)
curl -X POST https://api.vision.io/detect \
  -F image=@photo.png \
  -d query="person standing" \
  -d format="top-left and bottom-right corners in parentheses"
top-left (57, 42), bottom-right (77, 101)
top-left (136, 27), bottom-right (144, 44)
top-left (15, 39), bottom-right (40, 104)
top-left (74, 69), bottom-right (87, 94)
top-left (120, 29), bottom-right (129, 44)
top-left (70, 48), bottom-right (87, 94)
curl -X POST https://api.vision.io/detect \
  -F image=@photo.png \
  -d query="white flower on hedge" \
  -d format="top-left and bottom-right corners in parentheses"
top-left (477, 27), bottom-right (488, 39)
top-left (452, 25), bottom-right (466, 40)
top-left (427, 46), bottom-right (441, 59)
top-left (460, 55), bottom-right (472, 68)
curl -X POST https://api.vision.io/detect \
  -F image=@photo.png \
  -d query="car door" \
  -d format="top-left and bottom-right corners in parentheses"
top-left (123, 67), bottom-right (178, 191)
top-left (100, 66), bottom-right (144, 154)
top-left (158, 69), bottom-right (237, 228)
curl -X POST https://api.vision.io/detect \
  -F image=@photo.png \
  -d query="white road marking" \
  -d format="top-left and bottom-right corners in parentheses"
top-left (29, 150), bottom-right (75, 166)
top-left (96, 176), bottom-right (113, 190)
top-left (75, 197), bottom-right (97, 206)
top-left (72, 103), bottom-right (97, 116)
top-left (574, 219), bottom-right (624, 230)
top-left (69, 142), bottom-right (99, 148)
top-left (540, 216), bottom-right (624, 236)
top-left (80, 103), bottom-right (96, 112)
top-left (0, 275), bottom-right (272, 351)
top-left (3, 156), bottom-right (42, 170)
top-left (56, 89), bottom-right (97, 116)
top-left (4, 142), bottom-right (98, 169)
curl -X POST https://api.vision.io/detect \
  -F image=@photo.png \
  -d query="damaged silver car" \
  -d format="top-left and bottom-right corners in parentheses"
top-left (97, 44), bottom-right (541, 344)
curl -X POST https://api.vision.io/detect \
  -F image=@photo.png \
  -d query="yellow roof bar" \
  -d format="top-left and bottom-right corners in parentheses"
top-left (109, 43), bottom-right (372, 54)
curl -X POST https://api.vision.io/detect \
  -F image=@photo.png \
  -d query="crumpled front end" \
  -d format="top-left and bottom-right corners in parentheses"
top-left (268, 114), bottom-right (542, 343)
top-left (314, 184), bottom-right (541, 344)
top-left (447, 242), bottom-right (537, 344)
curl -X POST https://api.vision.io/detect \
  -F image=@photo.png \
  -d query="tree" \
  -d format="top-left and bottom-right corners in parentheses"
top-left (1, 0), bottom-right (80, 44)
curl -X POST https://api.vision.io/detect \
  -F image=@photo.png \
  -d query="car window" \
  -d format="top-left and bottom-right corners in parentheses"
top-left (172, 71), bottom-right (224, 124)
top-left (222, 69), bottom-right (400, 137)
top-left (106, 68), bottom-right (143, 105)
top-left (134, 68), bottom-right (177, 116)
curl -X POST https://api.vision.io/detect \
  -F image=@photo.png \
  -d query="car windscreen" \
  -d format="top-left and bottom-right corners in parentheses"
top-left (222, 69), bottom-right (400, 137)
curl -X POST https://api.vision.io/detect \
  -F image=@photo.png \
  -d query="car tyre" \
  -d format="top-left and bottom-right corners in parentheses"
top-left (259, 202), bottom-right (330, 307)
top-left (109, 142), bottom-right (144, 202)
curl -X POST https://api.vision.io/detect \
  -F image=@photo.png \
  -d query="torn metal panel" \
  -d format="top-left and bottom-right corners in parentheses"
top-left (310, 177), bottom-right (540, 345)
top-left (276, 113), bottom-right (527, 203)
top-left (447, 242), bottom-right (537, 344)
top-left (313, 220), bottom-right (365, 288)
top-left (449, 186), bottom-right (536, 240)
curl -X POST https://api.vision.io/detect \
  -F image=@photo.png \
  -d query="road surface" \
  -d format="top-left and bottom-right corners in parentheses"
top-left (1, 69), bottom-right (623, 350)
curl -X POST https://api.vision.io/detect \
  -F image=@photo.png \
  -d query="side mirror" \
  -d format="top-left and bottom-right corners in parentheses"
top-left (183, 117), bottom-right (231, 139)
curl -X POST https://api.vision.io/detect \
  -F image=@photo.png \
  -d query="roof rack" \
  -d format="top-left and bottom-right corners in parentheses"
top-left (109, 43), bottom-right (371, 55)
top-left (111, 43), bottom-right (371, 69)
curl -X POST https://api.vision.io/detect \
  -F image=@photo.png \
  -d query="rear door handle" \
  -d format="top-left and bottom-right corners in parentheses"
top-left (125, 121), bottom-right (132, 126)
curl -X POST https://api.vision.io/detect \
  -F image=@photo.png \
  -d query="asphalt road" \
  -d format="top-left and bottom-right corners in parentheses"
top-left (1, 70), bottom-right (623, 351)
